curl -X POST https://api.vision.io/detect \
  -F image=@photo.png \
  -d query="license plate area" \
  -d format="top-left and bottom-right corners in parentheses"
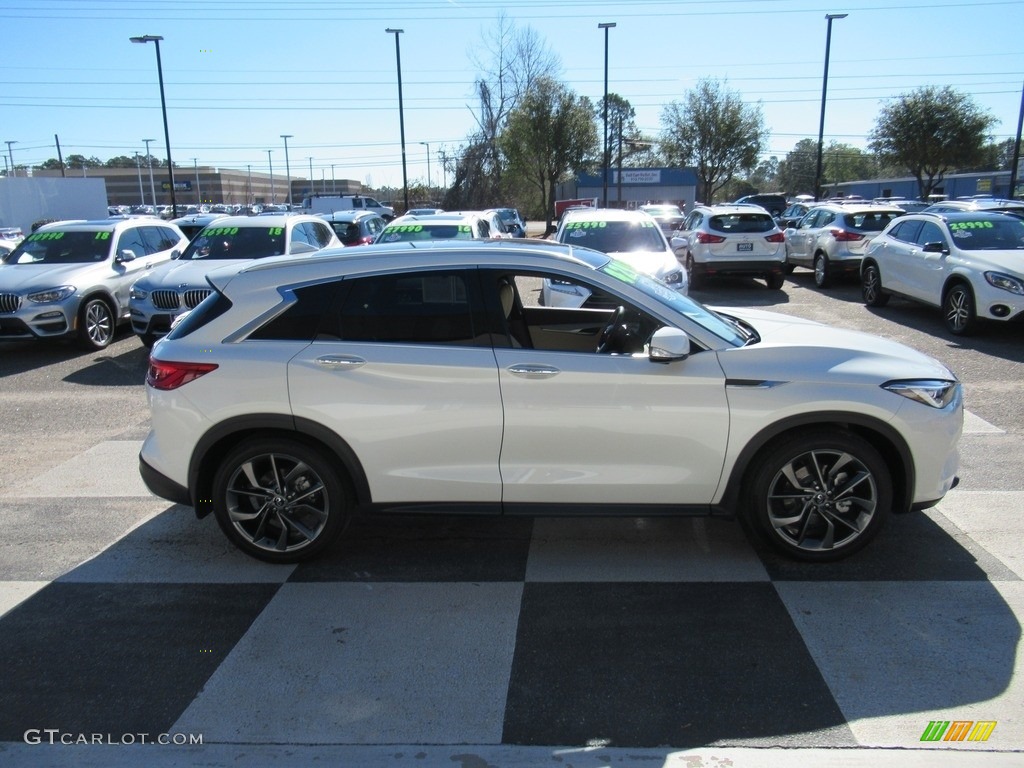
top-left (737, 242), bottom-right (753, 252)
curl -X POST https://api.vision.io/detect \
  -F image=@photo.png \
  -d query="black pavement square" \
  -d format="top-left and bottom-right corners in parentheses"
top-left (502, 582), bottom-right (853, 748)
top-left (0, 582), bottom-right (279, 739)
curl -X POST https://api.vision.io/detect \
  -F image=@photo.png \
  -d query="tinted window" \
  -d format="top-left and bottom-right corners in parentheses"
top-left (250, 281), bottom-right (339, 341)
top-left (889, 219), bottom-right (924, 244)
top-left (116, 228), bottom-right (149, 258)
top-left (335, 270), bottom-right (482, 345)
top-left (140, 225), bottom-right (179, 253)
top-left (843, 212), bottom-right (900, 232)
top-left (4, 230), bottom-right (111, 264)
top-left (708, 213), bottom-right (775, 233)
top-left (916, 222), bottom-right (948, 248)
top-left (301, 222), bottom-right (333, 248)
top-left (559, 219), bottom-right (667, 252)
top-left (181, 225), bottom-right (286, 260)
top-left (165, 291), bottom-right (233, 340)
top-left (946, 218), bottom-right (1024, 250)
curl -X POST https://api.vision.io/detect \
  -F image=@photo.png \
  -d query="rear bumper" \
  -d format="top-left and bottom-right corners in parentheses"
top-left (139, 454), bottom-right (192, 506)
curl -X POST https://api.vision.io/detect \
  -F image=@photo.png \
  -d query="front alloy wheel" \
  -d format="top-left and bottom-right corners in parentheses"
top-left (748, 430), bottom-right (891, 561)
top-left (78, 298), bottom-right (115, 350)
top-left (943, 282), bottom-right (977, 335)
top-left (212, 438), bottom-right (350, 563)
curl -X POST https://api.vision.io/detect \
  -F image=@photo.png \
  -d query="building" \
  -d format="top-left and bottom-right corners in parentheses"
top-left (32, 167), bottom-right (363, 209)
top-left (831, 170), bottom-right (1017, 201)
top-left (557, 167), bottom-right (698, 213)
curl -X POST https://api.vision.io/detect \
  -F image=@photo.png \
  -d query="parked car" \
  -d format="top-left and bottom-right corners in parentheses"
top-left (139, 239), bottom-right (963, 565)
top-left (922, 198), bottom-right (1024, 219)
top-left (546, 207), bottom-right (686, 307)
top-left (784, 203), bottom-right (905, 288)
top-left (129, 213), bottom-right (340, 347)
top-left (733, 193), bottom-right (788, 218)
top-left (776, 202), bottom-right (815, 229)
top-left (169, 212), bottom-right (230, 241)
top-left (0, 218), bottom-right (188, 349)
top-left (487, 207), bottom-right (527, 238)
top-left (406, 208), bottom-right (445, 216)
top-left (861, 210), bottom-right (1024, 335)
top-left (319, 210), bottom-right (386, 246)
top-left (639, 204), bottom-right (686, 236)
top-left (677, 204), bottom-right (786, 289)
top-left (375, 213), bottom-right (492, 243)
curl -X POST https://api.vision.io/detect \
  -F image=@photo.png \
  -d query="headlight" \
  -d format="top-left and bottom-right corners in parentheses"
top-left (27, 286), bottom-right (75, 303)
top-left (663, 270), bottom-right (684, 285)
top-left (882, 379), bottom-right (959, 409)
top-left (984, 271), bottom-right (1024, 295)
top-left (130, 286), bottom-right (149, 300)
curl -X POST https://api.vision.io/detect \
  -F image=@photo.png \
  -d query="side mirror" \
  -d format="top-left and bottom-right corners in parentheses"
top-left (922, 241), bottom-right (948, 254)
top-left (115, 249), bottom-right (137, 263)
top-left (649, 326), bottom-right (690, 363)
top-left (170, 248), bottom-right (182, 260)
top-left (670, 236), bottom-right (686, 251)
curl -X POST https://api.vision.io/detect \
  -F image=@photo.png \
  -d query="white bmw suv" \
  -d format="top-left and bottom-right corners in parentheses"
top-left (140, 239), bottom-right (962, 564)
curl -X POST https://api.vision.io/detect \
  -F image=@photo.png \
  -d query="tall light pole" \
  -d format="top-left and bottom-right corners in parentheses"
top-left (280, 134), bottom-right (293, 208)
top-left (4, 140), bottom-right (16, 177)
top-left (814, 13), bottom-right (847, 202)
top-left (385, 28), bottom-right (409, 211)
top-left (134, 152), bottom-right (144, 205)
top-left (308, 156), bottom-right (314, 199)
top-left (266, 149), bottom-right (275, 203)
top-left (143, 138), bottom-right (157, 207)
top-left (419, 141), bottom-right (431, 196)
top-left (131, 35), bottom-right (177, 214)
top-left (331, 164), bottom-right (337, 194)
top-left (193, 158), bottom-right (202, 205)
top-left (598, 22), bottom-right (616, 208)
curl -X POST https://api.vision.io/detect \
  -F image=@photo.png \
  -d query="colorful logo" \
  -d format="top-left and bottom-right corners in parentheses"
top-left (920, 721), bottom-right (997, 742)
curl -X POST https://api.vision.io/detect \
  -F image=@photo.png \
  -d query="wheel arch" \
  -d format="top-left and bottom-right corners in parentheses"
top-left (187, 414), bottom-right (372, 519)
top-left (941, 273), bottom-right (975, 304)
top-left (716, 411), bottom-right (914, 517)
top-left (76, 289), bottom-right (119, 324)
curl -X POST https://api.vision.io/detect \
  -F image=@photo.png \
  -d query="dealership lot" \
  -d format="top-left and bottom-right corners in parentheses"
top-left (0, 272), bottom-right (1022, 767)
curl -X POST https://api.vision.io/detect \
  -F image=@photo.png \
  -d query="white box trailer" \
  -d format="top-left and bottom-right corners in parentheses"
top-left (301, 194), bottom-right (395, 220)
top-left (0, 177), bottom-right (109, 234)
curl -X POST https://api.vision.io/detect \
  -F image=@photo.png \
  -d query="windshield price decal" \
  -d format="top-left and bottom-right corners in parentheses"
top-left (203, 227), bottom-right (241, 236)
top-left (27, 232), bottom-right (66, 241)
top-left (384, 225), bottom-right (424, 233)
top-left (565, 221), bottom-right (607, 229)
top-left (269, 227), bottom-right (284, 235)
top-left (949, 221), bottom-right (994, 230)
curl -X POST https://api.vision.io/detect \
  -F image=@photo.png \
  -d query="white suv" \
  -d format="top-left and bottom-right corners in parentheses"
top-left (678, 204), bottom-right (786, 289)
top-left (861, 210), bottom-right (1024, 335)
top-left (139, 239), bottom-right (962, 565)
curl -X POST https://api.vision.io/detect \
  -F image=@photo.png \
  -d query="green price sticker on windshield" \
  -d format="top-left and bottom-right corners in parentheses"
top-left (949, 221), bottom-right (994, 230)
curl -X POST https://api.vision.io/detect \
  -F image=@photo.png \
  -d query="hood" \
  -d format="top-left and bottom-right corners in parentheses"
top-left (714, 306), bottom-right (957, 383)
top-left (607, 249), bottom-right (678, 278)
top-left (134, 258), bottom-right (243, 291)
top-left (0, 262), bottom-right (109, 292)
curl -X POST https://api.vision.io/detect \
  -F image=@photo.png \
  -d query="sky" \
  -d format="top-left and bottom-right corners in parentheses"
top-left (2, 0), bottom-right (1023, 193)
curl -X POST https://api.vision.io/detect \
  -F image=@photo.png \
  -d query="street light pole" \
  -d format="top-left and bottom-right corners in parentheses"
top-left (598, 22), bottom-right (616, 208)
top-left (281, 134), bottom-right (293, 209)
top-left (4, 140), bottom-right (16, 177)
top-left (143, 138), bottom-right (157, 207)
top-left (385, 28), bottom-right (409, 211)
top-left (130, 35), bottom-right (177, 214)
top-left (814, 13), bottom-right (847, 202)
top-left (266, 150), bottom-right (274, 203)
top-left (419, 141), bottom-right (431, 196)
top-left (193, 158), bottom-right (202, 205)
top-left (134, 152), bottom-right (144, 205)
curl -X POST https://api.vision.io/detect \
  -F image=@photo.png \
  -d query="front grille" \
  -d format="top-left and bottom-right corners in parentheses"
top-left (0, 293), bottom-right (22, 313)
top-left (151, 290), bottom-right (181, 311)
top-left (183, 289), bottom-right (211, 309)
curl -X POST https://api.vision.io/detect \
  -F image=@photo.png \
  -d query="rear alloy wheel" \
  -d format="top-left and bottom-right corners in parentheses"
top-left (78, 297), bottom-right (115, 350)
top-left (685, 253), bottom-right (702, 289)
top-left (813, 253), bottom-right (831, 288)
top-left (748, 429), bottom-right (891, 561)
top-left (943, 282), bottom-right (977, 336)
top-left (212, 438), bottom-right (351, 563)
top-left (861, 263), bottom-right (890, 307)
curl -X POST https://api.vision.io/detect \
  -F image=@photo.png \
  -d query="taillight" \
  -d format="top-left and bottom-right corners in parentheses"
top-left (147, 358), bottom-right (218, 390)
top-left (696, 232), bottom-right (727, 244)
top-left (765, 232), bottom-right (786, 243)
top-left (831, 228), bottom-right (864, 242)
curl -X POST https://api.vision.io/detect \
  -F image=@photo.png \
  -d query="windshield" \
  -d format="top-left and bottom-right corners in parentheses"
top-left (560, 219), bottom-right (668, 253)
top-left (597, 258), bottom-right (747, 347)
top-left (377, 223), bottom-right (475, 242)
top-left (180, 225), bottom-right (286, 260)
top-left (2, 231), bottom-right (112, 265)
top-left (948, 218), bottom-right (1024, 250)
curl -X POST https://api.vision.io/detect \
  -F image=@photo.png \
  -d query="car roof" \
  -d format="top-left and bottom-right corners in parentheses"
top-left (913, 210), bottom-right (1024, 222)
top-left (390, 212), bottom-right (481, 224)
top-left (36, 218), bottom-right (155, 232)
top-left (809, 202), bottom-right (905, 214)
top-left (560, 207), bottom-right (654, 222)
top-left (198, 214), bottom-right (313, 227)
top-left (694, 204), bottom-right (776, 215)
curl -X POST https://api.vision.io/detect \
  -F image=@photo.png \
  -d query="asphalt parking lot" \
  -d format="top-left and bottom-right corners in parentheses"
top-left (0, 266), bottom-right (1021, 767)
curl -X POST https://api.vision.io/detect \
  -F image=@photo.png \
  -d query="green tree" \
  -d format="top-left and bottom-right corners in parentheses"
top-left (776, 138), bottom-right (819, 196)
top-left (499, 76), bottom-right (598, 232)
top-left (105, 155), bottom-right (139, 168)
top-left (659, 78), bottom-right (766, 203)
top-left (869, 86), bottom-right (996, 200)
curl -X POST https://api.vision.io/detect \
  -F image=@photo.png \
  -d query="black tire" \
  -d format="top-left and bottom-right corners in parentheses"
top-left (212, 438), bottom-right (351, 563)
top-left (765, 272), bottom-right (785, 290)
top-left (685, 253), bottom-right (702, 289)
top-left (77, 297), bottom-right (116, 350)
top-left (861, 262), bottom-right (890, 307)
top-left (746, 429), bottom-right (891, 561)
top-left (783, 262), bottom-right (796, 275)
top-left (943, 281), bottom-right (978, 336)
top-left (813, 253), bottom-right (831, 289)
top-left (139, 333), bottom-right (158, 349)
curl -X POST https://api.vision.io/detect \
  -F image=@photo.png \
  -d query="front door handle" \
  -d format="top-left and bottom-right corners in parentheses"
top-left (507, 364), bottom-right (560, 379)
top-left (316, 355), bottom-right (366, 369)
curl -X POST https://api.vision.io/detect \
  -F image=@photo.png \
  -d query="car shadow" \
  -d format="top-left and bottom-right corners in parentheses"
top-left (0, 327), bottom-right (142, 379)
top-left (62, 342), bottom-right (151, 387)
top-left (690, 276), bottom-right (793, 307)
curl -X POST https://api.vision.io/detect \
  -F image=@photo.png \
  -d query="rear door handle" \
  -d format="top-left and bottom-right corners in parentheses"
top-left (316, 355), bottom-right (366, 369)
